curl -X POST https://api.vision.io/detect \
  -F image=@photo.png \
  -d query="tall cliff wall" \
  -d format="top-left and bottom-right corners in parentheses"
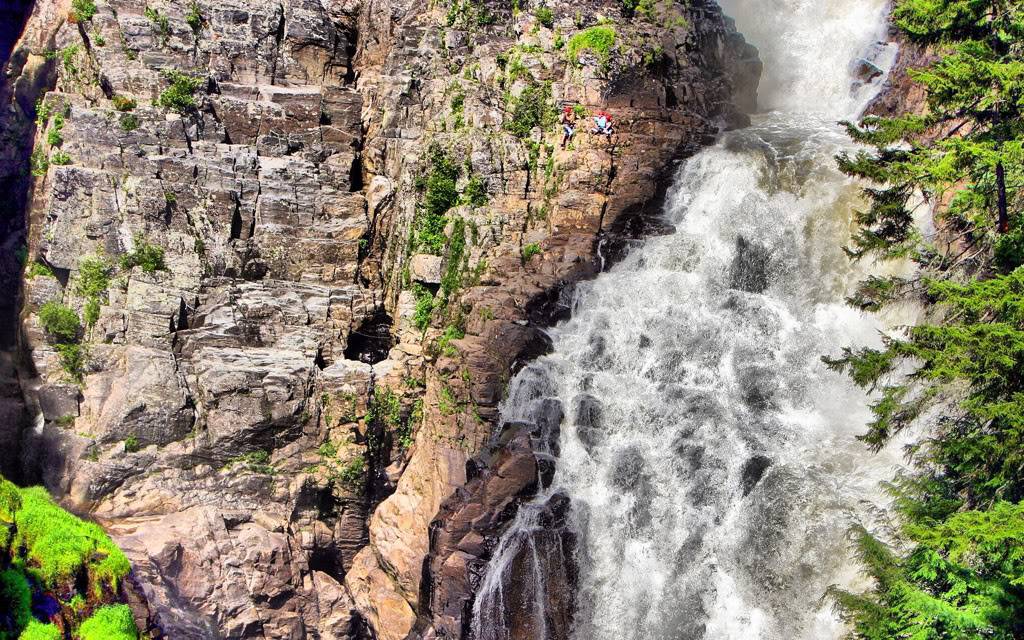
top-left (0, 0), bottom-right (759, 637)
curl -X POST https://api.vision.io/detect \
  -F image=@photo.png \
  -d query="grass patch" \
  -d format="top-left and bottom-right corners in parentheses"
top-left (26, 262), bottom-right (55, 279)
top-left (78, 604), bottom-right (138, 640)
top-left (13, 486), bottom-right (130, 593)
top-left (19, 621), bottom-right (62, 640)
top-left (568, 25), bottom-right (615, 66)
top-left (227, 450), bottom-right (275, 475)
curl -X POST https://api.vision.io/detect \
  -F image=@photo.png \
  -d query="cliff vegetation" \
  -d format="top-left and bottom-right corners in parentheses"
top-left (0, 475), bottom-right (137, 639)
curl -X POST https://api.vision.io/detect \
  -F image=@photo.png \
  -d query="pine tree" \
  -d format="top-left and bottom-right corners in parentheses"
top-left (837, 1), bottom-right (1024, 266)
top-left (826, 2), bottom-right (1024, 637)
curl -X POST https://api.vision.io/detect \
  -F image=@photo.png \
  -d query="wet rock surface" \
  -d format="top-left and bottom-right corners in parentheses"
top-left (1, 0), bottom-right (760, 637)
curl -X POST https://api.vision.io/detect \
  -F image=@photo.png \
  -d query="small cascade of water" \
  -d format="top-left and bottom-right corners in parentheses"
top-left (472, 1), bottom-right (911, 639)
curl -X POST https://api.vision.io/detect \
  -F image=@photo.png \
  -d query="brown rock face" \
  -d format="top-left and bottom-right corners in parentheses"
top-left (866, 31), bottom-right (934, 118)
top-left (1, 0), bottom-right (758, 637)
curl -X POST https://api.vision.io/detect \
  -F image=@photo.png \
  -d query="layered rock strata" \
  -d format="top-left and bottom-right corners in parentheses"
top-left (1, 0), bottom-right (759, 637)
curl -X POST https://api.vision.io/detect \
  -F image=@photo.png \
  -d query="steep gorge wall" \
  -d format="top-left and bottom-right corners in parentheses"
top-left (1, 0), bottom-right (758, 637)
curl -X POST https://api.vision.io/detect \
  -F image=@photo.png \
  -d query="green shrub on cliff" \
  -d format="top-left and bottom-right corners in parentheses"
top-left (76, 255), bottom-right (112, 328)
top-left (45, 113), bottom-right (64, 147)
top-left (144, 7), bottom-right (171, 42)
top-left (826, 0), bottom-right (1024, 637)
top-left (69, 0), bottom-right (97, 22)
top-left (522, 242), bottom-right (541, 262)
top-left (119, 114), bottom-right (139, 132)
top-left (49, 150), bottom-right (71, 166)
top-left (185, 2), bottom-right (203, 33)
top-left (111, 95), bottom-right (136, 112)
top-left (567, 25), bottom-right (615, 66)
top-left (412, 284), bottom-right (437, 331)
top-left (78, 605), bottom-right (138, 640)
top-left (25, 262), bottom-right (55, 280)
top-left (621, 0), bottom-right (658, 18)
top-left (335, 455), bottom-right (366, 489)
top-left (54, 344), bottom-right (87, 383)
top-left (415, 146), bottom-right (461, 254)
top-left (535, 6), bottom-right (554, 28)
top-left (38, 301), bottom-right (80, 343)
top-left (441, 217), bottom-right (467, 300)
top-left (157, 72), bottom-right (202, 113)
top-left (462, 176), bottom-right (488, 208)
top-left (505, 82), bottom-right (557, 137)
top-left (120, 236), bottom-right (166, 273)
top-left (29, 149), bottom-right (48, 177)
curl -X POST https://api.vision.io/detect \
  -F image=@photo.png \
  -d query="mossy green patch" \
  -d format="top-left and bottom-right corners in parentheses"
top-left (13, 487), bottom-right (130, 593)
top-left (0, 569), bottom-right (31, 639)
top-left (78, 605), bottom-right (138, 640)
top-left (17, 621), bottom-right (61, 640)
top-left (567, 26), bottom-right (615, 66)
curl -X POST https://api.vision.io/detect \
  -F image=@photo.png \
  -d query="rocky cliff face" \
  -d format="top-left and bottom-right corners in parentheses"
top-left (1, 0), bottom-right (758, 637)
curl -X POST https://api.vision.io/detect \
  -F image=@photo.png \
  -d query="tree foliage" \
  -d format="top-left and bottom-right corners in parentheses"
top-left (836, 1), bottom-right (1024, 265)
top-left (826, 2), bottom-right (1024, 638)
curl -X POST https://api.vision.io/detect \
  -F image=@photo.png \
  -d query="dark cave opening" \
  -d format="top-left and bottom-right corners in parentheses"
top-left (343, 309), bottom-right (394, 365)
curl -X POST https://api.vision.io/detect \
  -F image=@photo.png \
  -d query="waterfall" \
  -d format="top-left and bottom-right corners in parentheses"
top-left (472, 1), bottom-right (911, 638)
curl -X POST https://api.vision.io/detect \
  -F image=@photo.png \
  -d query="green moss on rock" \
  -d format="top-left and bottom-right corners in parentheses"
top-left (13, 487), bottom-right (130, 594)
top-left (78, 605), bottom-right (138, 640)
top-left (567, 25), bottom-right (615, 65)
top-left (17, 621), bottom-right (61, 640)
top-left (0, 569), bottom-right (31, 639)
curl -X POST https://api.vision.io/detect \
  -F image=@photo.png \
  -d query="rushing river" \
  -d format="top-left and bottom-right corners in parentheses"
top-left (473, 1), bottom-right (910, 638)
